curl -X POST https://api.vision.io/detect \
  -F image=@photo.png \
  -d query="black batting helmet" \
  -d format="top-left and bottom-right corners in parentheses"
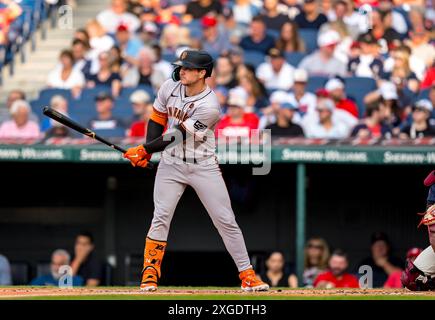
top-left (171, 50), bottom-right (214, 81)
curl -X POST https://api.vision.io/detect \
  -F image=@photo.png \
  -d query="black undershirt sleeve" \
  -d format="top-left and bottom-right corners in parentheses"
top-left (143, 119), bottom-right (188, 154)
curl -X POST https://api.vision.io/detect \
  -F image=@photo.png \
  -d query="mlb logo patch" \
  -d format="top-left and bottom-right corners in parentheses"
top-left (193, 120), bottom-right (207, 131)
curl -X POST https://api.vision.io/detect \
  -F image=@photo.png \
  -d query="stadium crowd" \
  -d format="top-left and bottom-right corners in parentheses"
top-left (0, 231), bottom-right (422, 288)
top-left (0, 0), bottom-right (434, 141)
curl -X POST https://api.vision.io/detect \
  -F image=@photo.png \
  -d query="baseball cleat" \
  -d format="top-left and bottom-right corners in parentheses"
top-left (139, 267), bottom-right (159, 292)
top-left (239, 269), bottom-right (270, 292)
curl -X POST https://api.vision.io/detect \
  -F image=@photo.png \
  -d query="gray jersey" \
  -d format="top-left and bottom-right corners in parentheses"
top-left (153, 79), bottom-right (221, 161)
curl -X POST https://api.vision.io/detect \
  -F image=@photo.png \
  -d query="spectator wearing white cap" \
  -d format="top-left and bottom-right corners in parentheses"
top-left (96, 0), bottom-right (140, 34)
top-left (256, 47), bottom-right (295, 91)
top-left (287, 69), bottom-right (317, 115)
top-left (298, 30), bottom-right (347, 77)
top-left (0, 100), bottom-right (41, 139)
top-left (259, 90), bottom-right (302, 129)
top-left (325, 78), bottom-right (359, 118)
top-left (301, 98), bottom-right (348, 139)
top-left (216, 87), bottom-right (259, 138)
top-left (265, 101), bottom-right (304, 137)
top-left (128, 90), bottom-right (154, 137)
top-left (399, 100), bottom-right (435, 139)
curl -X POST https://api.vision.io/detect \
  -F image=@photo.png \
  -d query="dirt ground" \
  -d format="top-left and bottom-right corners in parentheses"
top-left (1, 287), bottom-right (434, 299)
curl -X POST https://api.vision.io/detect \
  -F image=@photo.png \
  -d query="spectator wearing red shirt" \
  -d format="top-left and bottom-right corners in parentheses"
top-left (128, 90), bottom-right (153, 137)
top-left (216, 87), bottom-right (259, 139)
top-left (314, 250), bottom-right (360, 289)
top-left (384, 247), bottom-right (422, 288)
top-left (325, 78), bottom-right (359, 119)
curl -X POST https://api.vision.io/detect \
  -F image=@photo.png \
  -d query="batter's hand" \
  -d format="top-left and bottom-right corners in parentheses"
top-left (124, 145), bottom-right (151, 168)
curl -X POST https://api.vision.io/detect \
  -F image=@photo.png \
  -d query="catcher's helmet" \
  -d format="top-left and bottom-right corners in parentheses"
top-left (172, 50), bottom-right (214, 81)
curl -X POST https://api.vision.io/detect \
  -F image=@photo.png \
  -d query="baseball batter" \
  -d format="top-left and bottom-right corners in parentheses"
top-left (123, 50), bottom-right (269, 292)
top-left (402, 170), bottom-right (435, 291)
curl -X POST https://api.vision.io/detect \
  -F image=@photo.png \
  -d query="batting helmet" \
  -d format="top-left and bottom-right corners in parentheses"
top-left (171, 50), bottom-right (214, 82)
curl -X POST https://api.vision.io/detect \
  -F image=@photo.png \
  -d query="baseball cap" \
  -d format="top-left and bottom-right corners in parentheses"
top-left (201, 15), bottom-right (217, 28)
top-left (325, 78), bottom-right (345, 92)
top-left (143, 21), bottom-right (158, 34)
top-left (268, 47), bottom-right (284, 58)
top-left (116, 23), bottom-right (129, 33)
top-left (270, 90), bottom-right (290, 104)
top-left (316, 98), bottom-right (335, 111)
top-left (317, 30), bottom-right (341, 47)
top-left (130, 90), bottom-right (151, 104)
top-left (357, 32), bottom-right (378, 45)
top-left (379, 81), bottom-right (398, 100)
top-left (294, 69), bottom-right (309, 83)
top-left (95, 92), bottom-right (113, 101)
top-left (414, 99), bottom-right (433, 112)
top-left (227, 87), bottom-right (247, 107)
top-left (370, 231), bottom-right (390, 245)
top-left (281, 102), bottom-right (298, 110)
top-left (406, 247), bottom-right (423, 259)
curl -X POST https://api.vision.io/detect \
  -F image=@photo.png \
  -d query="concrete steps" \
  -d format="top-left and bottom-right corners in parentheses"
top-left (0, 0), bottom-right (111, 105)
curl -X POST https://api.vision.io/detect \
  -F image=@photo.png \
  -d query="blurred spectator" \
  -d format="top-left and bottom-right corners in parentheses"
top-left (215, 56), bottom-right (237, 89)
top-left (348, 33), bottom-right (384, 79)
top-left (357, 232), bottom-right (403, 288)
top-left (287, 69), bottom-right (317, 115)
top-left (239, 17), bottom-right (276, 54)
top-left (88, 92), bottom-right (126, 132)
top-left (294, 0), bottom-right (328, 30)
top-left (96, 0), bottom-right (140, 34)
top-left (123, 47), bottom-right (166, 89)
top-left (275, 21), bottom-right (306, 53)
top-left (160, 23), bottom-right (191, 54)
top-left (140, 21), bottom-right (160, 46)
top-left (0, 90), bottom-right (38, 124)
top-left (70, 231), bottom-right (102, 287)
top-left (369, 9), bottom-right (401, 50)
top-left (115, 23), bottom-right (144, 65)
top-left (256, 48), bottom-right (295, 90)
top-left (72, 39), bottom-right (92, 78)
top-left (399, 100), bottom-right (435, 139)
top-left (325, 78), bottom-right (359, 118)
top-left (260, 0), bottom-right (291, 31)
top-left (384, 247), bottom-right (423, 288)
top-left (298, 30), bottom-right (347, 77)
top-left (108, 46), bottom-right (124, 74)
top-left (314, 250), bottom-right (360, 288)
top-left (228, 47), bottom-right (245, 68)
top-left (128, 90), bottom-right (153, 137)
top-left (201, 15), bottom-right (232, 54)
top-left (265, 102), bottom-right (304, 137)
top-left (86, 51), bottom-right (122, 98)
top-left (0, 254), bottom-right (12, 285)
top-left (301, 98), bottom-right (348, 139)
top-left (41, 95), bottom-right (69, 131)
top-left (259, 251), bottom-right (298, 287)
top-left (152, 44), bottom-right (173, 79)
top-left (0, 0), bottom-right (22, 45)
top-left (303, 237), bottom-right (330, 287)
top-left (278, 0), bottom-right (302, 20)
top-left (238, 73), bottom-right (269, 111)
top-left (183, 0), bottom-right (223, 23)
top-left (47, 50), bottom-right (85, 97)
top-left (421, 64), bottom-right (435, 89)
top-left (216, 87), bottom-right (259, 138)
top-left (260, 90), bottom-right (298, 128)
top-left (230, 0), bottom-right (261, 25)
top-left (406, 26), bottom-right (435, 73)
top-left (73, 28), bottom-right (90, 46)
top-left (351, 104), bottom-right (391, 138)
top-left (0, 100), bottom-right (40, 139)
top-left (86, 19), bottom-right (115, 64)
top-left (383, 46), bottom-right (420, 93)
top-left (30, 249), bottom-right (84, 286)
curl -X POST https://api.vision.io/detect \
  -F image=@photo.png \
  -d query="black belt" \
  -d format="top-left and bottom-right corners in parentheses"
top-left (182, 157), bottom-right (198, 164)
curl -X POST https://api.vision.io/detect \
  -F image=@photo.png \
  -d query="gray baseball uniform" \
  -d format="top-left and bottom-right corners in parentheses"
top-left (146, 79), bottom-right (252, 272)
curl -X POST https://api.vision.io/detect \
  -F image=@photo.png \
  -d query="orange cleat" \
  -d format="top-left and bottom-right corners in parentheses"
top-left (140, 266), bottom-right (158, 292)
top-left (239, 268), bottom-right (269, 292)
top-left (139, 237), bottom-right (167, 292)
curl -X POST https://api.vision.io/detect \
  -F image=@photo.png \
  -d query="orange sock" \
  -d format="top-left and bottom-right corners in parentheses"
top-left (143, 237), bottom-right (167, 279)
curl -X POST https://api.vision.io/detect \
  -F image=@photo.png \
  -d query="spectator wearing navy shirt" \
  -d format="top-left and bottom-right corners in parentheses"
top-left (260, 0), bottom-right (292, 31)
top-left (400, 100), bottom-right (435, 139)
top-left (239, 17), bottom-right (276, 54)
top-left (348, 33), bottom-right (384, 79)
top-left (294, 0), bottom-right (328, 30)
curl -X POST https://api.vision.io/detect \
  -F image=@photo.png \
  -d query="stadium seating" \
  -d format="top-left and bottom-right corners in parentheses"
top-left (243, 50), bottom-right (266, 67)
top-left (306, 76), bottom-right (328, 93)
top-left (299, 29), bottom-right (318, 54)
top-left (10, 262), bottom-right (31, 285)
top-left (285, 52), bottom-right (305, 68)
top-left (344, 77), bottom-right (377, 116)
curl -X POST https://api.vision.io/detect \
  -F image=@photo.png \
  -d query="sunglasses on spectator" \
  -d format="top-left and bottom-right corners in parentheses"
top-left (316, 108), bottom-right (329, 112)
top-left (308, 243), bottom-right (324, 249)
top-left (413, 107), bottom-right (428, 113)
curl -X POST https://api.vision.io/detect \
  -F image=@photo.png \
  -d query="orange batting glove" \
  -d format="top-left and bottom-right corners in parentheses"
top-left (124, 145), bottom-right (151, 168)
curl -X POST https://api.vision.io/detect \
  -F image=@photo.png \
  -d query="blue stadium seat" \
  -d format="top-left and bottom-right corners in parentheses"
top-left (243, 50), bottom-right (266, 67)
top-left (299, 29), bottom-right (318, 54)
top-left (185, 19), bottom-right (202, 39)
top-left (79, 87), bottom-right (111, 102)
top-left (306, 76), bottom-right (328, 93)
top-left (285, 52), bottom-right (305, 67)
top-left (162, 52), bottom-right (176, 63)
top-left (93, 127), bottom-right (127, 138)
top-left (344, 77), bottom-right (377, 116)
top-left (266, 29), bottom-right (280, 40)
top-left (417, 89), bottom-right (430, 100)
top-left (39, 88), bottom-right (72, 102)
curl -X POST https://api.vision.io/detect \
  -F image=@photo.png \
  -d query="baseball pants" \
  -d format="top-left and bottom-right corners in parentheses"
top-left (414, 224), bottom-right (435, 275)
top-left (147, 156), bottom-right (252, 272)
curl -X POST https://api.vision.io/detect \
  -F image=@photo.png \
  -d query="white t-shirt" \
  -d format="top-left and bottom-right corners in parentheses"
top-left (301, 114), bottom-right (349, 139)
top-left (302, 109), bottom-right (357, 138)
top-left (96, 9), bottom-right (141, 34)
top-left (256, 62), bottom-right (295, 90)
top-left (47, 66), bottom-right (85, 89)
top-left (287, 91), bottom-right (317, 115)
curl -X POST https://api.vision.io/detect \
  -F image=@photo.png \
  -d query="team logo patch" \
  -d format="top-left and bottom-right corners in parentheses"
top-left (181, 51), bottom-right (188, 60)
top-left (193, 120), bottom-right (207, 131)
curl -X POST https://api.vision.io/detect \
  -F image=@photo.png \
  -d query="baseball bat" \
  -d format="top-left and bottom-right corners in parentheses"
top-left (43, 106), bottom-right (154, 169)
